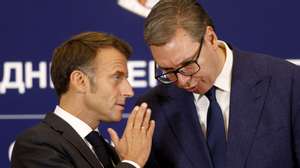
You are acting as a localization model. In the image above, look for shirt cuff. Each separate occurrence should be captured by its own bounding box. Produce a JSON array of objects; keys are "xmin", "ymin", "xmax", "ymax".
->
[{"xmin": 122, "ymin": 160, "xmax": 141, "ymax": 168}]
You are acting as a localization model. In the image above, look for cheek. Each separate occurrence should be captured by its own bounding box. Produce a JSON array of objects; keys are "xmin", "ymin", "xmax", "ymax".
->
[
  {"xmin": 94, "ymin": 84, "xmax": 115, "ymax": 102},
  {"xmin": 192, "ymin": 68, "xmax": 208, "ymax": 82},
  {"xmin": 101, "ymin": 87, "xmax": 118, "ymax": 102},
  {"xmin": 107, "ymin": 87, "xmax": 122, "ymax": 105},
  {"xmin": 197, "ymin": 60, "xmax": 217, "ymax": 81},
  {"xmin": 192, "ymin": 68, "xmax": 215, "ymax": 87}
]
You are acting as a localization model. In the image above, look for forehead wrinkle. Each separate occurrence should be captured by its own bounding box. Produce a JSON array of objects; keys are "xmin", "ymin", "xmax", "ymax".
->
[
  {"xmin": 153, "ymin": 28, "xmax": 200, "ymax": 69},
  {"xmin": 111, "ymin": 61, "xmax": 128, "ymax": 74},
  {"xmin": 96, "ymin": 58, "xmax": 128, "ymax": 77},
  {"xmin": 161, "ymin": 42, "xmax": 199, "ymax": 69}
]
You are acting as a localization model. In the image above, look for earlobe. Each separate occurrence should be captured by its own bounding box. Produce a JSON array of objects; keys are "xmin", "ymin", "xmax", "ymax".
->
[{"xmin": 69, "ymin": 70, "xmax": 88, "ymax": 93}]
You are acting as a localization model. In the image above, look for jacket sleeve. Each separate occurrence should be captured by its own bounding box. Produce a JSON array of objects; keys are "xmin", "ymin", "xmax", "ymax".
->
[{"xmin": 292, "ymin": 65, "xmax": 300, "ymax": 167}]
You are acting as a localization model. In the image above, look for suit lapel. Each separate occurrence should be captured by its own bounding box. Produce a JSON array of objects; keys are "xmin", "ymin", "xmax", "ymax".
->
[
  {"xmin": 226, "ymin": 49, "xmax": 271, "ymax": 168},
  {"xmin": 43, "ymin": 113, "xmax": 103, "ymax": 168},
  {"xmin": 164, "ymin": 85, "xmax": 213, "ymax": 168}
]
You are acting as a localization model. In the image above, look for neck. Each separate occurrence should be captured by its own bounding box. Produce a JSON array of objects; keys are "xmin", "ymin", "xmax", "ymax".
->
[
  {"xmin": 215, "ymin": 44, "xmax": 227, "ymax": 75},
  {"xmin": 59, "ymin": 94, "xmax": 100, "ymax": 130}
]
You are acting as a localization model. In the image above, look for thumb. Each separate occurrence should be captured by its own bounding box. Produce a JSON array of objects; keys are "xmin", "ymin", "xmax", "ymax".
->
[{"xmin": 107, "ymin": 128, "xmax": 120, "ymax": 146}]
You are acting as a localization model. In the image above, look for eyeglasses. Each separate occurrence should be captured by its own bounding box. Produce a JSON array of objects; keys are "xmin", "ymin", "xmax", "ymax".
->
[{"xmin": 155, "ymin": 37, "xmax": 204, "ymax": 84}]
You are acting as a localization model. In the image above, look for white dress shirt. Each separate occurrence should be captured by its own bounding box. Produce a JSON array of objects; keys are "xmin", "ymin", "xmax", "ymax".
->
[
  {"xmin": 53, "ymin": 105, "xmax": 140, "ymax": 168},
  {"xmin": 193, "ymin": 41, "xmax": 233, "ymax": 138}
]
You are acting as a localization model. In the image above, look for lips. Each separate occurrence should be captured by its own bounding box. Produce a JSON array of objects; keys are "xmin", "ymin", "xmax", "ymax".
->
[
  {"xmin": 116, "ymin": 104, "xmax": 125, "ymax": 111},
  {"xmin": 185, "ymin": 86, "xmax": 197, "ymax": 92}
]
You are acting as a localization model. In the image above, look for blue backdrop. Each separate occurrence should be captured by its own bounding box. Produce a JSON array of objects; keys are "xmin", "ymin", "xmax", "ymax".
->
[{"xmin": 1, "ymin": 0, "xmax": 299, "ymax": 167}]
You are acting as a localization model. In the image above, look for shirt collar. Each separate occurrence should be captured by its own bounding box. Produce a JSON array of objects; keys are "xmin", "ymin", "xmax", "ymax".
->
[
  {"xmin": 214, "ymin": 40, "xmax": 233, "ymax": 92},
  {"xmin": 54, "ymin": 105, "xmax": 96, "ymax": 139}
]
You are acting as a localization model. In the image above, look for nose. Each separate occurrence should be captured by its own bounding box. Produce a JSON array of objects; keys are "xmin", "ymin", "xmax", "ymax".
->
[
  {"xmin": 121, "ymin": 79, "xmax": 134, "ymax": 98},
  {"xmin": 176, "ymin": 73, "xmax": 192, "ymax": 87}
]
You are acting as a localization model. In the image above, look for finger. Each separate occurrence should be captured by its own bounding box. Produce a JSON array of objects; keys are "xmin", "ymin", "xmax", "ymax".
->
[
  {"xmin": 107, "ymin": 128, "xmax": 120, "ymax": 147},
  {"xmin": 124, "ymin": 106, "xmax": 139, "ymax": 132},
  {"xmin": 133, "ymin": 102, "xmax": 147, "ymax": 129},
  {"xmin": 141, "ymin": 125, "xmax": 147, "ymax": 134},
  {"xmin": 142, "ymin": 108, "xmax": 151, "ymax": 129},
  {"xmin": 146, "ymin": 120, "xmax": 155, "ymax": 138}
]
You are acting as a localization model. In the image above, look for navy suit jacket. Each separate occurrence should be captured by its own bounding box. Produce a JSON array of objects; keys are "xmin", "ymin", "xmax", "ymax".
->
[
  {"xmin": 11, "ymin": 112, "xmax": 135, "ymax": 168},
  {"xmin": 137, "ymin": 48, "xmax": 300, "ymax": 168}
]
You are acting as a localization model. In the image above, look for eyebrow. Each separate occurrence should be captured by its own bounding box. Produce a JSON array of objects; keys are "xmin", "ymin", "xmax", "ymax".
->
[
  {"xmin": 158, "ymin": 46, "xmax": 200, "ymax": 70},
  {"xmin": 113, "ymin": 70, "xmax": 128, "ymax": 78}
]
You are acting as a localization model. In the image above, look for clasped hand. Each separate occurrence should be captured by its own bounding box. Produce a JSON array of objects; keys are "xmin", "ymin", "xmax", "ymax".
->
[{"xmin": 108, "ymin": 102, "xmax": 155, "ymax": 167}]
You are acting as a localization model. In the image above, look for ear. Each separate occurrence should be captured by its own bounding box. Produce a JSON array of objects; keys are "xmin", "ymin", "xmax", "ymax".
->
[
  {"xmin": 69, "ymin": 70, "xmax": 89, "ymax": 93},
  {"xmin": 204, "ymin": 26, "xmax": 219, "ymax": 50}
]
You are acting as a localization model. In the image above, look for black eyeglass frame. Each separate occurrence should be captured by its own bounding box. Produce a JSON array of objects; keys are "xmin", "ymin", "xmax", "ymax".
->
[{"xmin": 154, "ymin": 37, "xmax": 204, "ymax": 84}]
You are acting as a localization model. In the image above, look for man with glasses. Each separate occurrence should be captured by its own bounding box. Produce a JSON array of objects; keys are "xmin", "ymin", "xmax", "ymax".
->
[
  {"xmin": 136, "ymin": 0, "xmax": 300, "ymax": 168},
  {"xmin": 155, "ymin": 37, "xmax": 204, "ymax": 85}
]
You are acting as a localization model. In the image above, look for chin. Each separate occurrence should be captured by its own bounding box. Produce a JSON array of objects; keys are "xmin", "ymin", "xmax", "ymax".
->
[
  {"xmin": 112, "ymin": 116, "xmax": 122, "ymax": 122},
  {"xmin": 105, "ymin": 116, "xmax": 122, "ymax": 122},
  {"xmin": 111, "ymin": 111, "xmax": 123, "ymax": 121}
]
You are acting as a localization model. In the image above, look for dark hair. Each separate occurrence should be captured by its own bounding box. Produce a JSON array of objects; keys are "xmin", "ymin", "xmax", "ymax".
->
[
  {"xmin": 51, "ymin": 32, "xmax": 132, "ymax": 98},
  {"xmin": 144, "ymin": 0, "xmax": 214, "ymax": 45}
]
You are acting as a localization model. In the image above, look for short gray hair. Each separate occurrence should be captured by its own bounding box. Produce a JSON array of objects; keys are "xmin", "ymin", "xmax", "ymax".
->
[{"xmin": 144, "ymin": 0, "xmax": 214, "ymax": 46}]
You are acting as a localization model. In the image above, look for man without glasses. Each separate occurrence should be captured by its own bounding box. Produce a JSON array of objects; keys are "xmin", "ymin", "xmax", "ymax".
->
[{"xmin": 11, "ymin": 32, "xmax": 155, "ymax": 168}]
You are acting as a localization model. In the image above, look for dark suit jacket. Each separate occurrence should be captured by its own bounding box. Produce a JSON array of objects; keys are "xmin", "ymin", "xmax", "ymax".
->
[
  {"xmin": 137, "ymin": 48, "xmax": 300, "ymax": 168},
  {"xmin": 11, "ymin": 112, "xmax": 135, "ymax": 168}
]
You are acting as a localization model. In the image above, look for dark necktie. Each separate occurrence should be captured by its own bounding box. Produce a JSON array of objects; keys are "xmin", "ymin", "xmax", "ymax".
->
[
  {"xmin": 86, "ymin": 131, "xmax": 114, "ymax": 168},
  {"xmin": 205, "ymin": 86, "xmax": 226, "ymax": 168}
]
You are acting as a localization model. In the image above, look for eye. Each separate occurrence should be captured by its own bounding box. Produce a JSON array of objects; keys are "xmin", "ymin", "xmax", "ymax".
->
[
  {"xmin": 112, "ymin": 71, "xmax": 126, "ymax": 82},
  {"xmin": 113, "ymin": 73, "xmax": 122, "ymax": 80}
]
